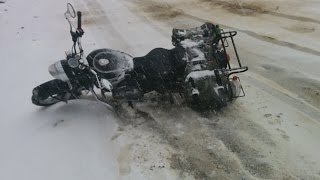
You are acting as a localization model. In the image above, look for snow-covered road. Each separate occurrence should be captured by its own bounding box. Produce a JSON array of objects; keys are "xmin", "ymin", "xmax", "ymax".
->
[
  {"xmin": 0, "ymin": 0, "xmax": 119, "ymax": 179},
  {"xmin": 1, "ymin": 0, "xmax": 320, "ymax": 179}
]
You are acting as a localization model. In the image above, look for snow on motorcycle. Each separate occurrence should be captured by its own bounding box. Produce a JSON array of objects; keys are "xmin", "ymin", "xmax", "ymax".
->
[{"xmin": 31, "ymin": 3, "xmax": 248, "ymax": 109}]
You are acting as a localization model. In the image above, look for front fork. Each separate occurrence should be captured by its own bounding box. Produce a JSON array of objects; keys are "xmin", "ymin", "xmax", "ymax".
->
[{"xmin": 87, "ymin": 69, "xmax": 115, "ymax": 108}]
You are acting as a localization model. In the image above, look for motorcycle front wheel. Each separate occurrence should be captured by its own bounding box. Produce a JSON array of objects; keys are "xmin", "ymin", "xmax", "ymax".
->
[{"xmin": 32, "ymin": 79, "xmax": 75, "ymax": 106}]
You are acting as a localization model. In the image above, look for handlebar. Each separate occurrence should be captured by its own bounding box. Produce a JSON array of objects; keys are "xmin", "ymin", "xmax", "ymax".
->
[
  {"xmin": 67, "ymin": 7, "xmax": 84, "ymax": 57},
  {"xmin": 77, "ymin": 11, "xmax": 82, "ymax": 30}
]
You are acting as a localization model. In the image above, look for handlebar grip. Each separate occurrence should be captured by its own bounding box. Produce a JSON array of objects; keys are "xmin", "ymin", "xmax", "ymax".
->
[{"xmin": 77, "ymin": 11, "xmax": 82, "ymax": 30}]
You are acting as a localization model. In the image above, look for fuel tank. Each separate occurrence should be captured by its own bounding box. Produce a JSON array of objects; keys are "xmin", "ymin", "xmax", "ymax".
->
[{"xmin": 86, "ymin": 48, "xmax": 133, "ymax": 83}]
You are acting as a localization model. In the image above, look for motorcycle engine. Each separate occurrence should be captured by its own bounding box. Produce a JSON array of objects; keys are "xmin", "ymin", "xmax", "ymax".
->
[{"xmin": 172, "ymin": 22, "xmax": 231, "ymax": 108}]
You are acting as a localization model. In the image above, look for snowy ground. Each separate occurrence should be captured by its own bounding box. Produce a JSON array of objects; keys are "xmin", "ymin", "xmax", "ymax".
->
[{"xmin": 0, "ymin": 0, "xmax": 320, "ymax": 179}]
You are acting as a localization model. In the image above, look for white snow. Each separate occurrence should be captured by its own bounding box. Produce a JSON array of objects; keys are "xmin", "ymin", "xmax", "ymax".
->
[
  {"xmin": 1, "ymin": 0, "xmax": 320, "ymax": 179},
  {"xmin": 185, "ymin": 70, "xmax": 215, "ymax": 81},
  {"xmin": 0, "ymin": 0, "xmax": 178, "ymax": 179},
  {"xmin": 180, "ymin": 39, "xmax": 203, "ymax": 48},
  {"xmin": 180, "ymin": 39, "xmax": 206, "ymax": 66},
  {"xmin": 177, "ymin": 30, "xmax": 187, "ymax": 36},
  {"xmin": 0, "ymin": 0, "xmax": 120, "ymax": 179}
]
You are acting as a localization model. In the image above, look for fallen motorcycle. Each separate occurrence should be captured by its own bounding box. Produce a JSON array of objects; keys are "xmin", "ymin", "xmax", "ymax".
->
[{"xmin": 31, "ymin": 3, "xmax": 248, "ymax": 109}]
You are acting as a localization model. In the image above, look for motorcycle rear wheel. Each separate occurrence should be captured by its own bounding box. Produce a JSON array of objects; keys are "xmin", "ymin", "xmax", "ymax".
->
[{"xmin": 32, "ymin": 79, "xmax": 74, "ymax": 106}]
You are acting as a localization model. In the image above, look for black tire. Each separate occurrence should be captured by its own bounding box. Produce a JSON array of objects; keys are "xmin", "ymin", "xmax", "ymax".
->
[{"xmin": 31, "ymin": 79, "xmax": 74, "ymax": 106}]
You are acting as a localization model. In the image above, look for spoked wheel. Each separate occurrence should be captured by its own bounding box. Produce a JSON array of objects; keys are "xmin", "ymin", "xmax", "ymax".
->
[{"xmin": 32, "ymin": 79, "xmax": 75, "ymax": 106}]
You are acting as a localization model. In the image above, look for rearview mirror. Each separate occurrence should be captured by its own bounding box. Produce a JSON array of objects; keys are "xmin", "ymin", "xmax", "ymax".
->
[{"xmin": 65, "ymin": 3, "xmax": 76, "ymax": 18}]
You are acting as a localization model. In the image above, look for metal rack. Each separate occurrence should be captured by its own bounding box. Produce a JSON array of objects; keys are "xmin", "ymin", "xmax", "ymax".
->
[{"xmin": 219, "ymin": 30, "xmax": 248, "ymax": 77}]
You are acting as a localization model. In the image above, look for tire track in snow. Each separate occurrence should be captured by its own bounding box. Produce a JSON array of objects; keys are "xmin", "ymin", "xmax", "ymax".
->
[
  {"xmin": 127, "ymin": 0, "xmax": 320, "ymax": 57},
  {"xmin": 266, "ymin": 11, "xmax": 320, "ymax": 25},
  {"xmin": 124, "ymin": 102, "xmax": 297, "ymax": 179},
  {"xmin": 180, "ymin": 13, "xmax": 320, "ymax": 57},
  {"xmin": 195, "ymin": 0, "xmax": 320, "ymax": 25}
]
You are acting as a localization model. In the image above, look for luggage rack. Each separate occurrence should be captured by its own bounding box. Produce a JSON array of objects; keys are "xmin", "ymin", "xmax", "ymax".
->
[
  {"xmin": 218, "ymin": 30, "xmax": 248, "ymax": 98},
  {"xmin": 219, "ymin": 30, "xmax": 248, "ymax": 77}
]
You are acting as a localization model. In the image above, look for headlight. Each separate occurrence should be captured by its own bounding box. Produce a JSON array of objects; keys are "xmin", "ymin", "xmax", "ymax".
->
[{"xmin": 48, "ymin": 61, "xmax": 69, "ymax": 82}]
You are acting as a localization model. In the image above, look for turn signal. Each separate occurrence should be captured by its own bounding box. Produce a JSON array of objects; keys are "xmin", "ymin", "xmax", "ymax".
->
[
  {"xmin": 226, "ymin": 53, "xmax": 231, "ymax": 62},
  {"xmin": 232, "ymin": 76, "xmax": 238, "ymax": 81}
]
